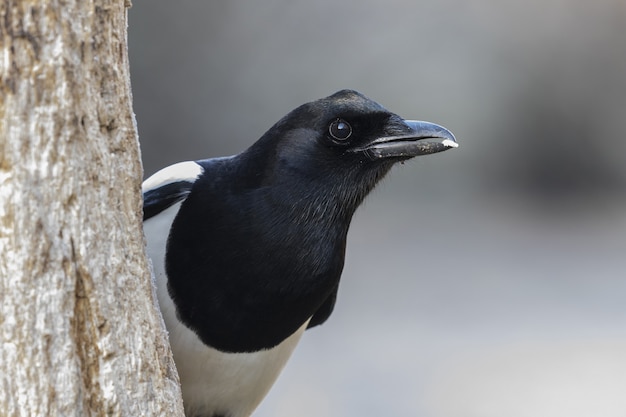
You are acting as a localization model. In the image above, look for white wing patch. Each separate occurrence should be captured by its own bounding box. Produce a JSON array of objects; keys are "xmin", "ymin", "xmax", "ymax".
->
[{"xmin": 142, "ymin": 160, "xmax": 204, "ymax": 193}]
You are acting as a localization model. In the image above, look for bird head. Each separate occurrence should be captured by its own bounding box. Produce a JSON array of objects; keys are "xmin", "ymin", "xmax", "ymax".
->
[{"xmin": 243, "ymin": 89, "xmax": 457, "ymax": 219}]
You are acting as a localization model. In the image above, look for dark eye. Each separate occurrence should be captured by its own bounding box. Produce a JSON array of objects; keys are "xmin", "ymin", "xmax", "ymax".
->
[{"xmin": 329, "ymin": 118, "xmax": 352, "ymax": 141}]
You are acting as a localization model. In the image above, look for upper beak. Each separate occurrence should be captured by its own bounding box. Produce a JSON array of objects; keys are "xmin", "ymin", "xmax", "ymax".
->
[{"xmin": 356, "ymin": 120, "xmax": 458, "ymax": 161}]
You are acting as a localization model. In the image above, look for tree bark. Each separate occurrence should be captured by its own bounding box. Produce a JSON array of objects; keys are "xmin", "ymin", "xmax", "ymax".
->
[{"xmin": 0, "ymin": 1, "xmax": 184, "ymax": 416}]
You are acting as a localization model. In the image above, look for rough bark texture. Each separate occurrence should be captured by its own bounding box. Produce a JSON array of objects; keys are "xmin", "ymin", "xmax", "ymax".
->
[{"xmin": 0, "ymin": 1, "xmax": 184, "ymax": 416}]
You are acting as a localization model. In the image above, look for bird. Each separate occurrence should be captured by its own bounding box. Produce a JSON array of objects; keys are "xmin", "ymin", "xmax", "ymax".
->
[{"xmin": 142, "ymin": 89, "xmax": 457, "ymax": 417}]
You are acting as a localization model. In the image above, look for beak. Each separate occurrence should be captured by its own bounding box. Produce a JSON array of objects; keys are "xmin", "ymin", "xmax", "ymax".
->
[{"xmin": 356, "ymin": 120, "xmax": 458, "ymax": 161}]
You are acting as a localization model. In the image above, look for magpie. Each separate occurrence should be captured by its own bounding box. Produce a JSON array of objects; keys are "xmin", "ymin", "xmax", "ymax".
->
[{"xmin": 142, "ymin": 90, "xmax": 457, "ymax": 417}]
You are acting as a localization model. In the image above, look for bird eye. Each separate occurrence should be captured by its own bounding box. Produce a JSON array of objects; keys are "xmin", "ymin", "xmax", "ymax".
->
[{"xmin": 329, "ymin": 119, "xmax": 352, "ymax": 141}]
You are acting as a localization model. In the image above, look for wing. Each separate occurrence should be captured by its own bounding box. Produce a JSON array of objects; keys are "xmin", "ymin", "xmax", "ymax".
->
[
  {"xmin": 307, "ymin": 283, "xmax": 339, "ymax": 329},
  {"xmin": 142, "ymin": 161, "xmax": 204, "ymax": 221}
]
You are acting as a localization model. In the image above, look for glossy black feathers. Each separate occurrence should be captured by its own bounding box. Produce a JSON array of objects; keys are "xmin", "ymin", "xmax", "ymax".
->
[{"xmin": 148, "ymin": 90, "xmax": 457, "ymax": 353}]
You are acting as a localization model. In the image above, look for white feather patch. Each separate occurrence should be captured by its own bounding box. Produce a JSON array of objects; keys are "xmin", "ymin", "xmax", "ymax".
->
[{"xmin": 142, "ymin": 161, "xmax": 203, "ymax": 193}]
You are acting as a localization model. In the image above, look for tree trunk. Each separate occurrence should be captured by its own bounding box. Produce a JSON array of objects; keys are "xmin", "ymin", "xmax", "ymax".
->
[{"xmin": 0, "ymin": 1, "xmax": 184, "ymax": 416}]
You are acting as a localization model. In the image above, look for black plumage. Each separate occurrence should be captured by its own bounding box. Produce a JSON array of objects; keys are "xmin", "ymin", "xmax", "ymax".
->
[{"xmin": 143, "ymin": 89, "xmax": 457, "ymax": 417}]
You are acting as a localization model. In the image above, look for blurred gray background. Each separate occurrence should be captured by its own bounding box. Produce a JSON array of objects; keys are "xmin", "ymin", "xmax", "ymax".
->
[{"xmin": 129, "ymin": 1, "xmax": 626, "ymax": 416}]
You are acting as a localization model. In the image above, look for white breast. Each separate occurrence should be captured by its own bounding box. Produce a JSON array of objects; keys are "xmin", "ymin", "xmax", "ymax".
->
[{"xmin": 144, "ymin": 202, "xmax": 307, "ymax": 417}]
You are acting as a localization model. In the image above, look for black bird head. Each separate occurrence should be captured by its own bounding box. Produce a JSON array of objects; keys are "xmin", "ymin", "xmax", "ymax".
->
[
  {"xmin": 242, "ymin": 89, "xmax": 457, "ymax": 220},
  {"xmin": 165, "ymin": 90, "xmax": 457, "ymax": 353}
]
